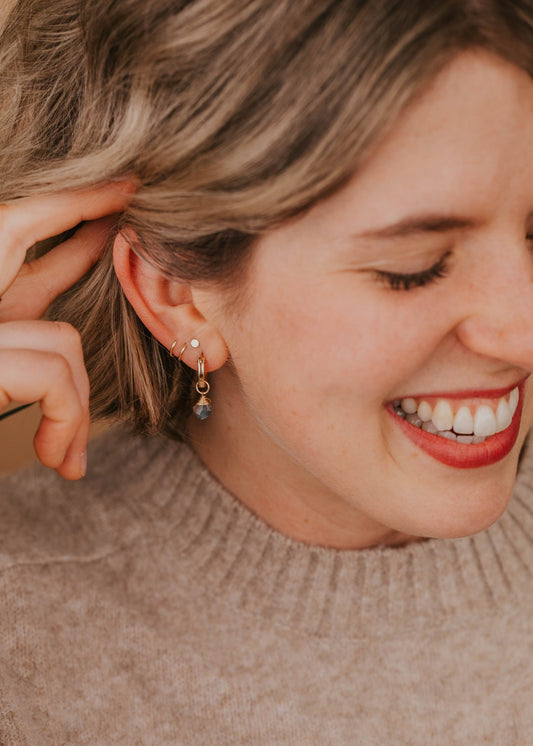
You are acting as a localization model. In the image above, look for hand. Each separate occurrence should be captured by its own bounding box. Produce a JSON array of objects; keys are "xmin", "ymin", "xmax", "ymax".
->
[{"xmin": 0, "ymin": 181, "xmax": 136, "ymax": 480}]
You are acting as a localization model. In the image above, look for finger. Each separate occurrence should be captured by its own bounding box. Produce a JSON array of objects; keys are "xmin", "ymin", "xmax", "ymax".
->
[
  {"xmin": 0, "ymin": 217, "xmax": 115, "ymax": 321},
  {"xmin": 0, "ymin": 321, "xmax": 89, "ymax": 406},
  {"xmin": 55, "ymin": 413, "xmax": 91, "ymax": 481},
  {"xmin": 0, "ymin": 178, "xmax": 137, "ymax": 295},
  {"xmin": 0, "ymin": 321, "xmax": 90, "ymax": 479},
  {"xmin": 0, "ymin": 348, "xmax": 87, "ymax": 476}
]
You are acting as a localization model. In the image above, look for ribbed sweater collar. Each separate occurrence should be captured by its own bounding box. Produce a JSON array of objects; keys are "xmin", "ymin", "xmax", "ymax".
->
[{"xmin": 124, "ymin": 431, "xmax": 533, "ymax": 640}]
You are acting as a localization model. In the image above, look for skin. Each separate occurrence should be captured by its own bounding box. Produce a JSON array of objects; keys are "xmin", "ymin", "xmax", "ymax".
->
[
  {"xmin": 0, "ymin": 181, "xmax": 136, "ymax": 479},
  {"xmin": 119, "ymin": 50, "xmax": 533, "ymax": 548},
  {"xmin": 125, "ymin": 51, "xmax": 533, "ymax": 549},
  {"xmin": 14, "ymin": 52, "xmax": 533, "ymax": 550}
]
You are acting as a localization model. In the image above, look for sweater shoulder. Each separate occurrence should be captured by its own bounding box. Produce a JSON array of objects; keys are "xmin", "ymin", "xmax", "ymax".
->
[{"xmin": 0, "ymin": 427, "xmax": 186, "ymax": 568}]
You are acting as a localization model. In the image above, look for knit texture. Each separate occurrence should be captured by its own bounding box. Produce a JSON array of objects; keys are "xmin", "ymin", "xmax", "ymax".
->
[{"xmin": 0, "ymin": 427, "xmax": 532, "ymax": 745}]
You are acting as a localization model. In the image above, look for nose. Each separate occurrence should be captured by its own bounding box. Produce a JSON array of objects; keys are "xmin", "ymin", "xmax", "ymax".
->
[{"xmin": 454, "ymin": 250, "xmax": 533, "ymax": 371}]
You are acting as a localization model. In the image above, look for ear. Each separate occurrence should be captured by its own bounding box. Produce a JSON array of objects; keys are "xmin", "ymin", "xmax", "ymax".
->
[{"xmin": 112, "ymin": 231, "xmax": 229, "ymax": 371}]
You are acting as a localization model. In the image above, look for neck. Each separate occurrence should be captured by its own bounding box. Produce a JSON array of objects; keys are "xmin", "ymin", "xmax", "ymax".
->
[{"xmin": 187, "ymin": 369, "xmax": 422, "ymax": 550}]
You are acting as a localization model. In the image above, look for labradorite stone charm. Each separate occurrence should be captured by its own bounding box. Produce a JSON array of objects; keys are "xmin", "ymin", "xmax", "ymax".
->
[{"xmin": 193, "ymin": 394, "xmax": 212, "ymax": 420}]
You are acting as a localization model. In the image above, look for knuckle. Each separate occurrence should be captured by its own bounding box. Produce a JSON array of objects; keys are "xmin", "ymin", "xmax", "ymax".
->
[
  {"xmin": 49, "ymin": 354, "xmax": 87, "ymax": 412},
  {"xmin": 48, "ymin": 322, "xmax": 89, "ymax": 405},
  {"xmin": 49, "ymin": 351, "xmax": 73, "ymax": 384},
  {"xmin": 70, "ymin": 397, "xmax": 85, "ymax": 423},
  {"xmin": 52, "ymin": 321, "xmax": 82, "ymax": 350}
]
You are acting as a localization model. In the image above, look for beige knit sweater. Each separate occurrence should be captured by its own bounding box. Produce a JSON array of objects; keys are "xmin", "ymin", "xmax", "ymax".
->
[{"xmin": 0, "ymin": 427, "xmax": 532, "ymax": 745}]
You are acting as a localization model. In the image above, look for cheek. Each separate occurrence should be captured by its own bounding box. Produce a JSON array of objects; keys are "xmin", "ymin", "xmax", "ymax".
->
[{"xmin": 231, "ymin": 276, "xmax": 445, "ymax": 429}]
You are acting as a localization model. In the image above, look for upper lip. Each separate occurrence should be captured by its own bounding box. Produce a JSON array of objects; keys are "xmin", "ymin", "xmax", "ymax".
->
[{"xmin": 390, "ymin": 374, "xmax": 529, "ymax": 403}]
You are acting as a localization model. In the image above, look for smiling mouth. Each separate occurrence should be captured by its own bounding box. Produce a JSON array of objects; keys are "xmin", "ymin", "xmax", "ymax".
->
[
  {"xmin": 387, "ymin": 378, "xmax": 528, "ymax": 468},
  {"xmin": 391, "ymin": 386, "xmax": 519, "ymax": 444}
]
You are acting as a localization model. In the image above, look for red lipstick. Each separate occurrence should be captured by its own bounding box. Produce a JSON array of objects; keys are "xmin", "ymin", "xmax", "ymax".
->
[{"xmin": 387, "ymin": 378, "xmax": 527, "ymax": 469}]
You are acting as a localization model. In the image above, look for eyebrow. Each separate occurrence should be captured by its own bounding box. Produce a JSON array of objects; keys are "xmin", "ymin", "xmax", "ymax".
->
[{"xmin": 355, "ymin": 214, "xmax": 481, "ymax": 240}]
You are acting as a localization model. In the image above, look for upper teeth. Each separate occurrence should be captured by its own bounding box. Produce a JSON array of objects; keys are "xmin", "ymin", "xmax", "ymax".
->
[{"xmin": 395, "ymin": 387, "xmax": 519, "ymax": 438}]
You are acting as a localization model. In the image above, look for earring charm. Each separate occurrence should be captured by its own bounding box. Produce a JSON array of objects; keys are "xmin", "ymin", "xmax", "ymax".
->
[
  {"xmin": 193, "ymin": 356, "xmax": 212, "ymax": 420},
  {"xmin": 170, "ymin": 339, "xmax": 212, "ymax": 419}
]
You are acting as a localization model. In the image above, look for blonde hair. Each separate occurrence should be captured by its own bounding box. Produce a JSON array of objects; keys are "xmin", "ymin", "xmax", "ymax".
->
[{"xmin": 0, "ymin": 0, "xmax": 532, "ymax": 437}]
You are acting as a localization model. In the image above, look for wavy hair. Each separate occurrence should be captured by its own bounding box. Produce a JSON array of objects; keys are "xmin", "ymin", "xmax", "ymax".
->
[{"xmin": 0, "ymin": 0, "xmax": 532, "ymax": 437}]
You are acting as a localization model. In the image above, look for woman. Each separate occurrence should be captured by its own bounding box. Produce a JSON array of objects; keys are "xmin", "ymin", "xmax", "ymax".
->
[{"xmin": 1, "ymin": 0, "xmax": 533, "ymax": 743}]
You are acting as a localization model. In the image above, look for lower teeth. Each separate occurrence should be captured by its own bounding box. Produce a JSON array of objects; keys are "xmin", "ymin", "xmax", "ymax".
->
[{"xmin": 393, "ymin": 406, "xmax": 487, "ymax": 443}]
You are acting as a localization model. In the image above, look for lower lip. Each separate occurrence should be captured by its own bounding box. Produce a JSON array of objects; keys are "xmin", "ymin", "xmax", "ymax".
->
[{"xmin": 387, "ymin": 382, "xmax": 525, "ymax": 469}]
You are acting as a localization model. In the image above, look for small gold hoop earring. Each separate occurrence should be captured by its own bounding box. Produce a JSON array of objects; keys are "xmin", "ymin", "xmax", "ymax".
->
[
  {"xmin": 169, "ymin": 340, "xmax": 188, "ymax": 362},
  {"xmin": 193, "ymin": 356, "xmax": 212, "ymax": 420},
  {"xmin": 177, "ymin": 342, "xmax": 188, "ymax": 362}
]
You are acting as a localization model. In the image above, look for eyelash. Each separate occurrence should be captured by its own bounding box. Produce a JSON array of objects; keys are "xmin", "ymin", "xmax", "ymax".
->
[{"xmin": 374, "ymin": 250, "xmax": 452, "ymax": 292}]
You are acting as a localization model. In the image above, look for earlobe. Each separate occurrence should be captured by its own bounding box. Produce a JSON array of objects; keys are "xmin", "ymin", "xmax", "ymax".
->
[{"xmin": 112, "ymin": 231, "xmax": 229, "ymax": 372}]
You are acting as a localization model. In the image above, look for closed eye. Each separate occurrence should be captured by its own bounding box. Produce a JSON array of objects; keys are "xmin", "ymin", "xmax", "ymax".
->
[{"xmin": 373, "ymin": 251, "xmax": 452, "ymax": 291}]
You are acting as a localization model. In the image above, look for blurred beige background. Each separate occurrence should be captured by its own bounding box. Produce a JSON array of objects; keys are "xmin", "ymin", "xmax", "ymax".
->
[{"xmin": 0, "ymin": 406, "xmax": 107, "ymax": 475}]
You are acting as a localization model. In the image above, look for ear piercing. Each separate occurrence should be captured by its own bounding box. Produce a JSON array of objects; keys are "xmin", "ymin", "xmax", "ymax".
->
[
  {"xmin": 170, "ymin": 338, "xmax": 200, "ymax": 360},
  {"xmin": 169, "ymin": 338, "xmax": 212, "ymax": 419},
  {"xmin": 193, "ymin": 356, "xmax": 212, "ymax": 420},
  {"xmin": 170, "ymin": 340, "xmax": 187, "ymax": 361}
]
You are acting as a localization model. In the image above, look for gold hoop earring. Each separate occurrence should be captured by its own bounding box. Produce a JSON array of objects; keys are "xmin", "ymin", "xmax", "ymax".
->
[
  {"xmin": 177, "ymin": 342, "xmax": 188, "ymax": 362},
  {"xmin": 169, "ymin": 340, "xmax": 188, "ymax": 362},
  {"xmin": 193, "ymin": 356, "xmax": 212, "ymax": 420}
]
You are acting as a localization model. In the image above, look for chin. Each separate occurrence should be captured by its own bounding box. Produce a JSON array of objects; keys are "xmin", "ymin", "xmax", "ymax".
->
[{"xmin": 407, "ymin": 478, "xmax": 515, "ymax": 541}]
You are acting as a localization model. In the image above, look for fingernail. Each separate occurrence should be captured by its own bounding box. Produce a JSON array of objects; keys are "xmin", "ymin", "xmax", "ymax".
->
[{"xmin": 80, "ymin": 451, "xmax": 87, "ymax": 477}]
